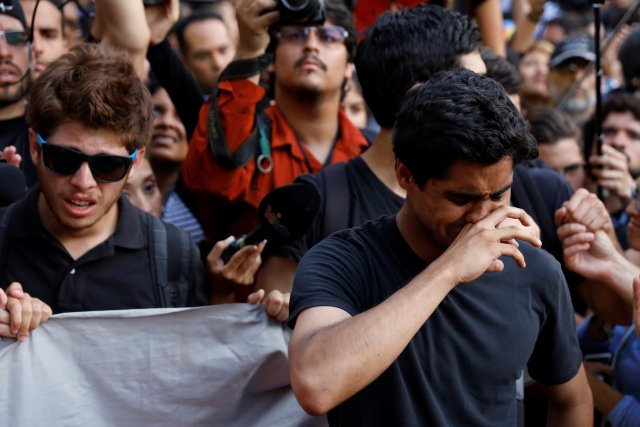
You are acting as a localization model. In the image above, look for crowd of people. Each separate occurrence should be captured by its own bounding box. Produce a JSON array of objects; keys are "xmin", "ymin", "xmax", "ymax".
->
[{"xmin": 1, "ymin": 0, "xmax": 640, "ymax": 425}]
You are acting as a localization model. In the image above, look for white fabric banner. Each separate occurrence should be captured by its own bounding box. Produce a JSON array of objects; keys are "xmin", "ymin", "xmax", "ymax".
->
[{"xmin": 0, "ymin": 304, "xmax": 327, "ymax": 427}]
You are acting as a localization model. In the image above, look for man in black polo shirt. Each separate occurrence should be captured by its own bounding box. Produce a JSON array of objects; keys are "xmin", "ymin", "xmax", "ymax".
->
[{"xmin": 0, "ymin": 43, "xmax": 209, "ymax": 341}]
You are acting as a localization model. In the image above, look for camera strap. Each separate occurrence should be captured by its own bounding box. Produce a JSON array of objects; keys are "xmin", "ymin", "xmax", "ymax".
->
[{"xmin": 219, "ymin": 55, "xmax": 269, "ymax": 82}]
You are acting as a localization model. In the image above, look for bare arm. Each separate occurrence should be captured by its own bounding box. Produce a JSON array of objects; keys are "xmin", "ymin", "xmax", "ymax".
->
[
  {"xmin": 543, "ymin": 365, "xmax": 593, "ymax": 426},
  {"xmin": 473, "ymin": 0, "xmax": 506, "ymax": 57},
  {"xmin": 92, "ymin": 0, "xmax": 150, "ymax": 78},
  {"xmin": 509, "ymin": 0, "xmax": 546, "ymax": 53},
  {"xmin": 289, "ymin": 206, "xmax": 541, "ymax": 415},
  {"xmin": 255, "ymin": 255, "xmax": 297, "ymax": 294}
]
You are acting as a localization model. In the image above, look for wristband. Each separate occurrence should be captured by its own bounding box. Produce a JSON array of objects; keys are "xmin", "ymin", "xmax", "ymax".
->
[{"xmin": 219, "ymin": 55, "xmax": 269, "ymax": 82}]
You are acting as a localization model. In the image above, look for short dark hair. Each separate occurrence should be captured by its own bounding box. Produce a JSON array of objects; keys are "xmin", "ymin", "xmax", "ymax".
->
[
  {"xmin": 393, "ymin": 69, "xmax": 537, "ymax": 187},
  {"xmin": 355, "ymin": 5, "xmax": 481, "ymax": 128},
  {"xmin": 27, "ymin": 43, "xmax": 153, "ymax": 152},
  {"xmin": 481, "ymin": 46, "xmax": 521, "ymax": 95},
  {"xmin": 525, "ymin": 106, "xmax": 582, "ymax": 145},
  {"xmin": 175, "ymin": 11, "xmax": 226, "ymax": 55},
  {"xmin": 602, "ymin": 91, "xmax": 640, "ymax": 121}
]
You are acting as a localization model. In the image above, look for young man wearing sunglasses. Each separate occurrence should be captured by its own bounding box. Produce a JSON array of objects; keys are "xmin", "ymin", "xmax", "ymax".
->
[
  {"xmin": 181, "ymin": 0, "xmax": 369, "ymax": 301},
  {"xmin": 0, "ymin": 2, "xmax": 37, "ymax": 187},
  {"xmin": 0, "ymin": 43, "xmax": 210, "ymax": 340}
]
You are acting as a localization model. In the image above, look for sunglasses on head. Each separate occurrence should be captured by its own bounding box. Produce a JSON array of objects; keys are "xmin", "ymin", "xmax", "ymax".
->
[
  {"xmin": 37, "ymin": 134, "xmax": 138, "ymax": 183},
  {"xmin": 0, "ymin": 30, "xmax": 28, "ymax": 47}
]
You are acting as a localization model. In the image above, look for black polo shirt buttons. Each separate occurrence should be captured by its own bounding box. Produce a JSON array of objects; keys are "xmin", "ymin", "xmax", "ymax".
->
[{"xmin": 70, "ymin": 268, "xmax": 76, "ymax": 275}]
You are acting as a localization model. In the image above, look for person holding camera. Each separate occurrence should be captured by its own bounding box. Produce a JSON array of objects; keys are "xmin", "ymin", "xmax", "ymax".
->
[{"xmin": 181, "ymin": 0, "xmax": 369, "ymax": 258}]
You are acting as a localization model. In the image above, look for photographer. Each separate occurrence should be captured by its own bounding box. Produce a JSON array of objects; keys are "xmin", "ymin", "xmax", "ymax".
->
[{"xmin": 182, "ymin": 0, "xmax": 369, "ymax": 269}]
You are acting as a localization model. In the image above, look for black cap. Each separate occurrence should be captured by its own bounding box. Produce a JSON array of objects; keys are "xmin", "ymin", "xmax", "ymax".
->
[
  {"xmin": 0, "ymin": 2, "xmax": 28, "ymax": 31},
  {"xmin": 549, "ymin": 35, "xmax": 596, "ymax": 69}
]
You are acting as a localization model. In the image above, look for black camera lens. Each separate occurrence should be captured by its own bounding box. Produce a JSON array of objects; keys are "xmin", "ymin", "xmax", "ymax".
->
[{"xmin": 277, "ymin": 0, "xmax": 325, "ymax": 26}]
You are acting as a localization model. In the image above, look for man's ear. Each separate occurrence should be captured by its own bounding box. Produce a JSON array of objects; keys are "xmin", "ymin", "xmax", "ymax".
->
[
  {"xmin": 396, "ymin": 159, "xmax": 414, "ymax": 190},
  {"xmin": 28, "ymin": 129, "xmax": 40, "ymax": 165}
]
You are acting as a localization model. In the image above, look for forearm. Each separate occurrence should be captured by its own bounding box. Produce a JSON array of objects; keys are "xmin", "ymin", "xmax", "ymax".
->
[
  {"xmin": 290, "ymin": 264, "xmax": 457, "ymax": 415},
  {"xmin": 93, "ymin": 0, "xmax": 150, "ymax": 78},
  {"xmin": 604, "ymin": 256, "xmax": 638, "ymax": 306},
  {"xmin": 474, "ymin": 0, "xmax": 506, "ymax": 56},
  {"xmin": 586, "ymin": 370, "xmax": 623, "ymax": 416},
  {"xmin": 255, "ymin": 256, "xmax": 296, "ymax": 294},
  {"xmin": 147, "ymin": 40, "xmax": 204, "ymax": 140}
]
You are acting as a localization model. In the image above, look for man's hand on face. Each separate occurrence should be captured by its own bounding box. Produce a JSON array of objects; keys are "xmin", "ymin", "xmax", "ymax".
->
[
  {"xmin": 0, "ymin": 283, "xmax": 52, "ymax": 342},
  {"xmin": 437, "ymin": 205, "xmax": 542, "ymax": 285}
]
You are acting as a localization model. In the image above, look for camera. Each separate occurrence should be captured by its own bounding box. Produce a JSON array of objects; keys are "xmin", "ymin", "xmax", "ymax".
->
[{"xmin": 277, "ymin": 0, "xmax": 325, "ymax": 26}]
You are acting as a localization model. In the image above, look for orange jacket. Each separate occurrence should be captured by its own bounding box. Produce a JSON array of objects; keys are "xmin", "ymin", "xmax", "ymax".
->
[{"xmin": 183, "ymin": 79, "xmax": 369, "ymax": 243}]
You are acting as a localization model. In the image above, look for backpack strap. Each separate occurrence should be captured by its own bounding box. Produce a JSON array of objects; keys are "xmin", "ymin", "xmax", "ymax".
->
[
  {"xmin": 148, "ymin": 215, "xmax": 168, "ymax": 307},
  {"xmin": 148, "ymin": 214, "xmax": 193, "ymax": 308},
  {"xmin": 319, "ymin": 162, "xmax": 351, "ymax": 237}
]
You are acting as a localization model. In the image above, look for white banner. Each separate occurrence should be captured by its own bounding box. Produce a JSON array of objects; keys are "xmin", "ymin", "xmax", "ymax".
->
[{"xmin": 0, "ymin": 304, "xmax": 327, "ymax": 427}]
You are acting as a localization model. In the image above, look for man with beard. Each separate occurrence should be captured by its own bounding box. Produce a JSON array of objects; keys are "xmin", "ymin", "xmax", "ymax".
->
[
  {"xmin": 182, "ymin": 0, "xmax": 369, "ymax": 267},
  {"xmin": 0, "ymin": 2, "xmax": 36, "ymax": 186},
  {"xmin": 547, "ymin": 34, "xmax": 597, "ymax": 128}
]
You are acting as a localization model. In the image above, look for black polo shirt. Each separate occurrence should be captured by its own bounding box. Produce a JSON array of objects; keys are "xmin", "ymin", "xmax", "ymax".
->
[{"xmin": 0, "ymin": 187, "xmax": 208, "ymax": 313}]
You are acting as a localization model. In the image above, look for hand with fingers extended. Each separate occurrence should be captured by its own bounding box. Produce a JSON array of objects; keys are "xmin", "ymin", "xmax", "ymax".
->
[
  {"xmin": 247, "ymin": 289, "xmax": 290, "ymax": 322},
  {"xmin": 207, "ymin": 236, "xmax": 267, "ymax": 291},
  {"xmin": 0, "ymin": 283, "xmax": 52, "ymax": 342},
  {"xmin": 235, "ymin": 0, "xmax": 280, "ymax": 59},
  {"xmin": 1, "ymin": 146, "xmax": 22, "ymax": 168},
  {"xmin": 434, "ymin": 205, "xmax": 542, "ymax": 285},
  {"xmin": 589, "ymin": 145, "xmax": 636, "ymax": 203}
]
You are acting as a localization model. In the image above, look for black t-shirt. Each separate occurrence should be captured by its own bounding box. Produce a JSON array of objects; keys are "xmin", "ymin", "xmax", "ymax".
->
[
  {"xmin": 290, "ymin": 216, "xmax": 583, "ymax": 427},
  {"xmin": 268, "ymin": 156, "xmax": 404, "ymax": 262},
  {"xmin": 0, "ymin": 187, "xmax": 208, "ymax": 313},
  {"xmin": 0, "ymin": 116, "xmax": 37, "ymax": 187}
]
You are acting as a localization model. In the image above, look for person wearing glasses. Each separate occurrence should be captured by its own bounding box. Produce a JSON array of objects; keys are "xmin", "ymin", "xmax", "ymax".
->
[
  {"xmin": 556, "ymin": 187, "xmax": 640, "ymax": 425},
  {"xmin": 0, "ymin": 2, "xmax": 37, "ymax": 187},
  {"xmin": 526, "ymin": 105, "xmax": 587, "ymax": 191},
  {"xmin": 181, "ymin": 0, "xmax": 369, "ymax": 294},
  {"xmin": 0, "ymin": 42, "xmax": 208, "ymax": 341}
]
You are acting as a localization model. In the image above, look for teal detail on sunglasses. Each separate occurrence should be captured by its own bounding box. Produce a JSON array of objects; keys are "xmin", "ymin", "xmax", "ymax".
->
[{"xmin": 36, "ymin": 133, "xmax": 138, "ymax": 183}]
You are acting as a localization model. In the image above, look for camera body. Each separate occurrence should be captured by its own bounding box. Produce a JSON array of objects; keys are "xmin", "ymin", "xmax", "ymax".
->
[{"xmin": 277, "ymin": 0, "xmax": 325, "ymax": 26}]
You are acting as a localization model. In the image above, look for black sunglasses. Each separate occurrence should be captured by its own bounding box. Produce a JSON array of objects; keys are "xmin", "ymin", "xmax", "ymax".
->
[
  {"xmin": 0, "ymin": 30, "xmax": 28, "ymax": 47},
  {"xmin": 37, "ymin": 134, "xmax": 138, "ymax": 183}
]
